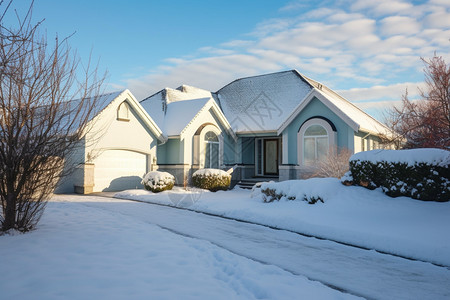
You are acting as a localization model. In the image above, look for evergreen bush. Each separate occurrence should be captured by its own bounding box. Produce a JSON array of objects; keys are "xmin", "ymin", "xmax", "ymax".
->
[
  {"xmin": 141, "ymin": 171, "xmax": 175, "ymax": 193},
  {"xmin": 192, "ymin": 169, "xmax": 231, "ymax": 192},
  {"xmin": 346, "ymin": 149, "xmax": 449, "ymax": 202}
]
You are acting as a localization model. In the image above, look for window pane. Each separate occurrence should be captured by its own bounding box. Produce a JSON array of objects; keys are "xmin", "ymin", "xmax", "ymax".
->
[
  {"xmin": 317, "ymin": 137, "xmax": 328, "ymax": 162},
  {"xmin": 305, "ymin": 125, "xmax": 327, "ymax": 136},
  {"xmin": 211, "ymin": 143, "xmax": 219, "ymax": 169},
  {"xmin": 304, "ymin": 137, "xmax": 315, "ymax": 164},
  {"xmin": 205, "ymin": 143, "xmax": 211, "ymax": 168},
  {"xmin": 257, "ymin": 139, "xmax": 262, "ymax": 174},
  {"xmin": 205, "ymin": 131, "xmax": 218, "ymax": 142}
]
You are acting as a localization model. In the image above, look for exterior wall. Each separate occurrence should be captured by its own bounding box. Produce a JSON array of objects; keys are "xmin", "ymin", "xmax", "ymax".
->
[
  {"xmin": 85, "ymin": 100, "xmax": 158, "ymax": 161},
  {"xmin": 241, "ymin": 137, "xmax": 255, "ymax": 164},
  {"xmin": 283, "ymin": 97, "xmax": 354, "ymax": 165},
  {"xmin": 354, "ymin": 131, "xmax": 382, "ymax": 153},
  {"xmin": 74, "ymin": 96, "xmax": 159, "ymax": 193},
  {"xmin": 157, "ymin": 106, "xmax": 237, "ymax": 184},
  {"xmin": 53, "ymin": 141, "xmax": 86, "ymax": 194},
  {"xmin": 157, "ymin": 139, "xmax": 181, "ymax": 164}
]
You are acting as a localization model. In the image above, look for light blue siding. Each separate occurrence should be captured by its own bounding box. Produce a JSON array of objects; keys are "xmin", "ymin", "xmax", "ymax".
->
[
  {"xmin": 157, "ymin": 139, "xmax": 180, "ymax": 164},
  {"xmin": 283, "ymin": 97, "xmax": 355, "ymax": 164}
]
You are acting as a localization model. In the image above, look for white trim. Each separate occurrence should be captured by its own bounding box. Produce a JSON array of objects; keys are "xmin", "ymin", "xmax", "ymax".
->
[
  {"xmin": 297, "ymin": 118, "xmax": 336, "ymax": 166},
  {"xmin": 122, "ymin": 89, "xmax": 168, "ymax": 143},
  {"xmin": 198, "ymin": 124, "xmax": 223, "ymax": 168},
  {"xmin": 282, "ymin": 131, "xmax": 288, "ymax": 164},
  {"xmin": 277, "ymin": 88, "xmax": 359, "ymax": 135},
  {"xmin": 180, "ymin": 98, "xmax": 237, "ymax": 142}
]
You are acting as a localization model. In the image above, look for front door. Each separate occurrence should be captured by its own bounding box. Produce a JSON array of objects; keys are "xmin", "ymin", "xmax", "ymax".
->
[{"xmin": 264, "ymin": 139, "xmax": 278, "ymax": 175}]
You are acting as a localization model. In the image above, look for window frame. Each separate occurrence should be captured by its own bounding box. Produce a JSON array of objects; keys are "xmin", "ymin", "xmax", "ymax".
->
[{"xmin": 297, "ymin": 118, "xmax": 336, "ymax": 166}]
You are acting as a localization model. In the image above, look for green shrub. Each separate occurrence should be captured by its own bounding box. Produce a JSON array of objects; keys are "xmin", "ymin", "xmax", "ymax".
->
[
  {"xmin": 192, "ymin": 169, "xmax": 231, "ymax": 192},
  {"xmin": 346, "ymin": 149, "xmax": 449, "ymax": 202},
  {"xmin": 260, "ymin": 187, "xmax": 323, "ymax": 204},
  {"xmin": 141, "ymin": 171, "xmax": 175, "ymax": 193}
]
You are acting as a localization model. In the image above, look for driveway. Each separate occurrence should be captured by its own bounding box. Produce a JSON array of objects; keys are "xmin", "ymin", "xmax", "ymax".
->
[{"xmin": 61, "ymin": 195, "xmax": 450, "ymax": 300}]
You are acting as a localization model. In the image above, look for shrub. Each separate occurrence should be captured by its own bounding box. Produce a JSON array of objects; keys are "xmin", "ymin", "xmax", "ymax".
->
[
  {"xmin": 141, "ymin": 171, "xmax": 175, "ymax": 193},
  {"xmin": 259, "ymin": 179, "xmax": 329, "ymax": 204},
  {"xmin": 346, "ymin": 149, "xmax": 450, "ymax": 202},
  {"xmin": 192, "ymin": 169, "xmax": 231, "ymax": 192}
]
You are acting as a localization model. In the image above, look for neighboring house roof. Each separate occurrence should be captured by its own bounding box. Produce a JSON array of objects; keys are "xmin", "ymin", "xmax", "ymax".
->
[
  {"xmin": 215, "ymin": 70, "xmax": 313, "ymax": 133},
  {"xmin": 278, "ymin": 72, "xmax": 392, "ymax": 136},
  {"xmin": 141, "ymin": 85, "xmax": 237, "ymax": 140},
  {"xmin": 85, "ymin": 89, "xmax": 166, "ymax": 143}
]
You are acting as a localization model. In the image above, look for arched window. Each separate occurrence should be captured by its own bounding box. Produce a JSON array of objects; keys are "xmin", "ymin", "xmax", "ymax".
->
[
  {"xmin": 297, "ymin": 118, "xmax": 336, "ymax": 166},
  {"xmin": 204, "ymin": 131, "xmax": 219, "ymax": 168},
  {"xmin": 117, "ymin": 101, "xmax": 130, "ymax": 121},
  {"xmin": 303, "ymin": 125, "xmax": 328, "ymax": 164}
]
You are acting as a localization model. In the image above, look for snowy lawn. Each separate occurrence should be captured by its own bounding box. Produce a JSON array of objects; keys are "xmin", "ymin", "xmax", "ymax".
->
[
  {"xmin": 0, "ymin": 197, "xmax": 358, "ymax": 300},
  {"xmin": 116, "ymin": 178, "xmax": 450, "ymax": 267}
]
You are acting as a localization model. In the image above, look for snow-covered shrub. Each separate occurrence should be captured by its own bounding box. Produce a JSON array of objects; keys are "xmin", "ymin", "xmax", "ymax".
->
[
  {"xmin": 347, "ymin": 149, "xmax": 450, "ymax": 202},
  {"xmin": 259, "ymin": 178, "xmax": 331, "ymax": 204},
  {"xmin": 141, "ymin": 171, "xmax": 175, "ymax": 193},
  {"xmin": 192, "ymin": 169, "xmax": 231, "ymax": 192}
]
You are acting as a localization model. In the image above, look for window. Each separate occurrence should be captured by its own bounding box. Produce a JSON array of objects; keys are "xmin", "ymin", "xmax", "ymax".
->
[
  {"xmin": 117, "ymin": 101, "xmax": 130, "ymax": 121},
  {"xmin": 303, "ymin": 125, "xmax": 328, "ymax": 164},
  {"xmin": 297, "ymin": 118, "xmax": 336, "ymax": 166},
  {"xmin": 204, "ymin": 131, "xmax": 219, "ymax": 168}
]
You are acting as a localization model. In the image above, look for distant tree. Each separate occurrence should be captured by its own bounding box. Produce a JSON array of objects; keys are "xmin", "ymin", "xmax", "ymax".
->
[
  {"xmin": 0, "ymin": 1, "xmax": 105, "ymax": 232},
  {"xmin": 382, "ymin": 54, "xmax": 450, "ymax": 149}
]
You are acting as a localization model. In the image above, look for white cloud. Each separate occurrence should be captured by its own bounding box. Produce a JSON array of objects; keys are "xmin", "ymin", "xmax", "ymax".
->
[
  {"xmin": 118, "ymin": 0, "xmax": 450, "ymax": 107},
  {"xmin": 380, "ymin": 16, "xmax": 421, "ymax": 36},
  {"xmin": 338, "ymin": 82, "xmax": 425, "ymax": 102}
]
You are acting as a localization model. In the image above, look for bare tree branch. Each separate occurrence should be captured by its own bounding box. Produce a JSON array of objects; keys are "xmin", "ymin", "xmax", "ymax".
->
[{"xmin": 0, "ymin": 1, "xmax": 106, "ymax": 232}]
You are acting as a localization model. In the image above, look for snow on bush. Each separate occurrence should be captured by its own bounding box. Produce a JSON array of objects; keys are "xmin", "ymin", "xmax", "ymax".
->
[
  {"xmin": 192, "ymin": 168, "xmax": 231, "ymax": 192},
  {"xmin": 259, "ymin": 178, "xmax": 337, "ymax": 204},
  {"xmin": 141, "ymin": 171, "xmax": 175, "ymax": 193},
  {"xmin": 346, "ymin": 148, "xmax": 450, "ymax": 201},
  {"xmin": 351, "ymin": 148, "xmax": 450, "ymax": 167}
]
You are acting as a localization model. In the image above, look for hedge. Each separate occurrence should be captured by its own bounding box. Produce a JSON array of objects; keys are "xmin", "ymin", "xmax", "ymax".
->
[{"xmin": 344, "ymin": 149, "xmax": 449, "ymax": 202}]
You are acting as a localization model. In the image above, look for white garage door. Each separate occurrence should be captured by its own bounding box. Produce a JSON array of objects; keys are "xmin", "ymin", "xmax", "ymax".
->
[{"xmin": 94, "ymin": 150, "xmax": 148, "ymax": 192}]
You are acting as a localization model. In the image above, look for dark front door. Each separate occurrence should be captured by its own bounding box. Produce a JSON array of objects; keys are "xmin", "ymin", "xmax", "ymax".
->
[{"xmin": 264, "ymin": 139, "xmax": 278, "ymax": 175}]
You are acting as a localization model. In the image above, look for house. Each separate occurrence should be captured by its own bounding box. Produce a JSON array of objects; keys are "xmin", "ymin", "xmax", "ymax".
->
[
  {"xmin": 59, "ymin": 70, "xmax": 390, "ymax": 193},
  {"xmin": 55, "ymin": 89, "xmax": 166, "ymax": 193}
]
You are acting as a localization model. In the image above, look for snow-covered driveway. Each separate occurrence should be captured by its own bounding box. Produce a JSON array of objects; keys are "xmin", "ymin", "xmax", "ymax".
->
[{"xmin": 64, "ymin": 195, "xmax": 449, "ymax": 300}]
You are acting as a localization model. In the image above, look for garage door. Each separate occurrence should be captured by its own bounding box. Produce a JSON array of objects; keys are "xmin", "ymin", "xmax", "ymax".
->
[{"xmin": 93, "ymin": 150, "xmax": 148, "ymax": 192}]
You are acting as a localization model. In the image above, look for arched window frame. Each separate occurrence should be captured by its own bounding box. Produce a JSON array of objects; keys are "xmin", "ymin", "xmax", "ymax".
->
[
  {"xmin": 297, "ymin": 118, "xmax": 336, "ymax": 165},
  {"xmin": 197, "ymin": 124, "xmax": 223, "ymax": 169},
  {"xmin": 117, "ymin": 101, "xmax": 130, "ymax": 121}
]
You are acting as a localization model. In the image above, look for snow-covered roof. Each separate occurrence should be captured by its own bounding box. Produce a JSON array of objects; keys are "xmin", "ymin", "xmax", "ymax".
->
[
  {"xmin": 79, "ymin": 89, "xmax": 166, "ymax": 142},
  {"xmin": 216, "ymin": 70, "xmax": 313, "ymax": 133},
  {"xmin": 300, "ymin": 75, "xmax": 391, "ymax": 136},
  {"xmin": 141, "ymin": 85, "xmax": 236, "ymax": 139}
]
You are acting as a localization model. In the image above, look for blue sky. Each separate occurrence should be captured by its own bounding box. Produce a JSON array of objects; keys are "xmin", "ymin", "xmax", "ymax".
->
[{"xmin": 4, "ymin": 0, "xmax": 450, "ymax": 121}]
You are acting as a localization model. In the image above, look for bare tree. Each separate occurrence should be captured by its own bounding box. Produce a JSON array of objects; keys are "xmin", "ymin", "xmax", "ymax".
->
[
  {"xmin": 0, "ymin": 1, "xmax": 105, "ymax": 232},
  {"xmin": 313, "ymin": 147, "xmax": 352, "ymax": 178},
  {"xmin": 381, "ymin": 54, "xmax": 450, "ymax": 149}
]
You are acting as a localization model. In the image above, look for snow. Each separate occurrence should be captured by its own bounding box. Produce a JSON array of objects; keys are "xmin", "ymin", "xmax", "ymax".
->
[
  {"xmin": 193, "ymin": 168, "xmax": 231, "ymax": 177},
  {"xmin": 116, "ymin": 179, "xmax": 450, "ymax": 267},
  {"xmin": 0, "ymin": 197, "xmax": 358, "ymax": 300},
  {"xmin": 351, "ymin": 148, "xmax": 450, "ymax": 167},
  {"xmin": 140, "ymin": 85, "xmax": 217, "ymax": 136},
  {"xmin": 217, "ymin": 70, "xmax": 312, "ymax": 132},
  {"xmin": 141, "ymin": 171, "xmax": 175, "ymax": 189}
]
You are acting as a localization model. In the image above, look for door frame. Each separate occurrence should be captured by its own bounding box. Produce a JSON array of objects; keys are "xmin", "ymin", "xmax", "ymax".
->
[
  {"xmin": 255, "ymin": 137, "xmax": 281, "ymax": 176},
  {"xmin": 263, "ymin": 139, "xmax": 279, "ymax": 175}
]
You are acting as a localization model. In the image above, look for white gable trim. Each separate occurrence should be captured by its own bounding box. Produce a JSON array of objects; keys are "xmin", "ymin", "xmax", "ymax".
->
[
  {"xmin": 277, "ymin": 88, "xmax": 359, "ymax": 135},
  {"xmin": 119, "ymin": 90, "xmax": 167, "ymax": 143},
  {"xmin": 179, "ymin": 99, "xmax": 237, "ymax": 142}
]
